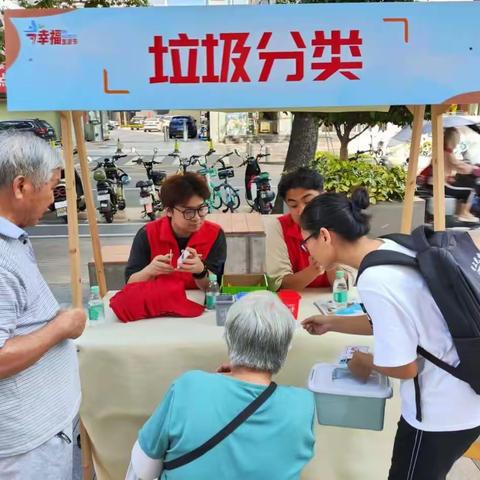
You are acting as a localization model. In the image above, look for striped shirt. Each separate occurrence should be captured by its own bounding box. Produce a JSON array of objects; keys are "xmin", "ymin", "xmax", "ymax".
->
[{"xmin": 0, "ymin": 217, "xmax": 81, "ymax": 457}]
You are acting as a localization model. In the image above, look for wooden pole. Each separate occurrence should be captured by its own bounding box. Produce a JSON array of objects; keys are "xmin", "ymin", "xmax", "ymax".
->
[
  {"xmin": 79, "ymin": 420, "xmax": 94, "ymax": 480},
  {"xmin": 72, "ymin": 113, "xmax": 99, "ymax": 479},
  {"xmin": 72, "ymin": 112, "xmax": 107, "ymax": 297},
  {"xmin": 464, "ymin": 441, "xmax": 480, "ymax": 460},
  {"xmin": 59, "ymin": 111, "xmax": 82, "ymax": 308},
  {"xmin": 401, "ymin": 105, "xmax": 426, "ymax": 233},
  {"xmin": 431, "ymin": 105, "xmax": 448, "ymax": 231}
]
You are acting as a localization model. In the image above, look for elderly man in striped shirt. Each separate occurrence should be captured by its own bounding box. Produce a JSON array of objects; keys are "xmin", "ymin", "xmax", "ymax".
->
[{"xmin": 0, "ymin": 132, "xmax": 86, "ymax": 479}]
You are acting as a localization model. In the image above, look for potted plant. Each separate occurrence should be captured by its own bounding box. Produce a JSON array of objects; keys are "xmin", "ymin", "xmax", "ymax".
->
[{"xmin": 311, "ymin": 152, "xmax": 425, "ymax": 236}]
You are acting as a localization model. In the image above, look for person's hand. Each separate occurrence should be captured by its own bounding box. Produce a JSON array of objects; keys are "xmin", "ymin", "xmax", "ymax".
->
[
  {"xmin": 144, "ymin": 254, "xmax": 174, "ymax": 278},
  {"xmin": 177, "ymin": 247, "xmax": 204, "ymax": 275},
  {"xmin": 348, "ymin": 351, "xmax": 374, "ymax": 381},
  {"xmin": 216, "ymin": 362, "xmax": 232, "ymax": 373},
  {"xmin": 473, "ymin": 167, "xmax": 480, "ymax": 177},
  {"xmin": 54, "ymin": 308, "xmax": 87, "ymax": 340},
  {"xmin": 301, "ymin": 315, "xmax": 333, "ymax": 336}
]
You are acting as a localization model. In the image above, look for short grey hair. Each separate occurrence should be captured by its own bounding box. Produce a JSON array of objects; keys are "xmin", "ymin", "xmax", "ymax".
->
[
  {"xmin": 225, "ymin": 291, "xmax": 296, "ymax": 374},
  {"xmin": 0, "ymin": 131, "xmax": 63, "ymax": 190}
]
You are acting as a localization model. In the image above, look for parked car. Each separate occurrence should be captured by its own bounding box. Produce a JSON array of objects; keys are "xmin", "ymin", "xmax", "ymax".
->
[
  {"xmin": 128, "ymin": 116, "xmax": 146, "ymax": 130},
  {"xmin": 0, "ymin": 118, "xmax": 57, "ymax": 141},
  {"xmin": 169, "ymin": 116, "xmax": 197, "ymax": 139},
  {"xmin": 143, "ymin": 117, "xmax": 164, "ymax": 132}
]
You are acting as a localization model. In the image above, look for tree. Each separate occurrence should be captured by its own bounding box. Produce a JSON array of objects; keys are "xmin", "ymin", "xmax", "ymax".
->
[
  {"xmin": 282, "ymin": 107, "xmax": 413, "ymax": 172},
  {"xmin": 283, "ymin": 112, "xmax": 321, "ymax": 170},
  {"xmin": 320, "ymin": 107, "xmax": 414, "ymax": 161},
  {"xmin": 273, "ymin": 0, "xmax": 414, "ymax": 211}
]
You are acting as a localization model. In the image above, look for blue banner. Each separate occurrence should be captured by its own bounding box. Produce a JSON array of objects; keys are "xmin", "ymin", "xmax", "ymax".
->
[{"xmin": 5, "ymin": 3, "xmax": 480, "ymax": 111}]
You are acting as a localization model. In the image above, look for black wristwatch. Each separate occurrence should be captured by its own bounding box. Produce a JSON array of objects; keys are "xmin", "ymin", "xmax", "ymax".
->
[{"xmin": 193, "ymin": 266, "xmax": 209, "ymax": 279}]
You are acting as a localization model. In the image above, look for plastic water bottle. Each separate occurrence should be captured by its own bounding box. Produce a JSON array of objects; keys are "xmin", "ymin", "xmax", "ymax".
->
[
  {"xmin": 88, "ymin": 285, "xmax": 105, "ymax": 325},
  {"xmin": 332, "ymin": 271, "xmax": 348, "ymax": 310},
  {"xmin": 206, "ymin": 274, "xmax": 220, "ymax": 310}
]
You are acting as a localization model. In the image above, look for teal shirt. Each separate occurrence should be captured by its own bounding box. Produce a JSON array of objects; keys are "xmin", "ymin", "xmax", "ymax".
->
[{"xmin": 139, "ymin": 370, "xmax": 316, "ymax": 480}]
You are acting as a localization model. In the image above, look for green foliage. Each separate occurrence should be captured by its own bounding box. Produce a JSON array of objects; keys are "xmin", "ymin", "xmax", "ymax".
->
[
  {"xmin": 318, "ymin": 106, "xmax": 414, "ymax": 130},
  {"xmin": 312, "ymin": 151, "xmax": 406, "ymax": 204}
]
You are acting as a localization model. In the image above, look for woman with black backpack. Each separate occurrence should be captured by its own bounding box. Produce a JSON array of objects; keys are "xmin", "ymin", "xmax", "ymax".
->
[{"xmin": 300, "ymin": 187, "xmax": 480, "ymax": 480}]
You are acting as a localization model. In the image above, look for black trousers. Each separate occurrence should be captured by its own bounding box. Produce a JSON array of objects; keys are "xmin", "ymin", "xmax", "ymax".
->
[
  {"xmin": 425, "ymin": 182, "xmax": 471, "ymax": 204},
  {"xmin": 389, "ymin": 417, "xmax": 480, "ymax": 480}
]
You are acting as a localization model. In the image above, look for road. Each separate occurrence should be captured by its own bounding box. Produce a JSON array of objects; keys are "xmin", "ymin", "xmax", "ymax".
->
[
  {"xmin": 30, "ymin": 129, "xmax": 286, "ymax": 305},
  {"xmin": 31, "ymin": 128, "xmax": 284, "ymax": 237}
]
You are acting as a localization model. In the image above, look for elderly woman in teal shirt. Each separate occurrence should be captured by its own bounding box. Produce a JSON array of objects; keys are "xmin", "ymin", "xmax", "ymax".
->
[{"xmin": 126, "ymin": 291, "xmax": 315, "ymax": 480}]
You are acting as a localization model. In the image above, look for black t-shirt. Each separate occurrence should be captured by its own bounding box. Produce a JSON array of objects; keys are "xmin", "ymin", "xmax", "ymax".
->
[{"xmin": 125, "ymin": 225, "xmax": 227, "ymax": 283}]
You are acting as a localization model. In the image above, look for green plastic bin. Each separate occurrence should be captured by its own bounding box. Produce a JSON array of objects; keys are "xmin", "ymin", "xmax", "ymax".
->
[{"xmin": 221, "ymin": 274, "xmax": 268, "ymax": 295}]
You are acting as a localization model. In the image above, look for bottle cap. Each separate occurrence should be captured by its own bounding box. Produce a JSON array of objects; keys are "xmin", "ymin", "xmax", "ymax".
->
[
  {"xmin": 335, "ymin": 270, "xmax": 345, "ymax": 279},
  {"xmin": 90, "ymin": 285, "xmax": 100, "ymax": 294}
]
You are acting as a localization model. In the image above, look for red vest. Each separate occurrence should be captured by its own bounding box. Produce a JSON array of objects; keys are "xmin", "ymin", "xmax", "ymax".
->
[
  {"xmin": 146, "ymin": 216, "xmax": 221, "ymax": 290},
  {"xmin": 278, "ymin": 214, "xmax": 330, "ymax": 288}
]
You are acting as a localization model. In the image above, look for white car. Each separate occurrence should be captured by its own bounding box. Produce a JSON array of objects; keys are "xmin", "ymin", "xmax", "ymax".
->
[{"xmin": 143, "ymin": 118, "xmax": 164, "ymax": 132}]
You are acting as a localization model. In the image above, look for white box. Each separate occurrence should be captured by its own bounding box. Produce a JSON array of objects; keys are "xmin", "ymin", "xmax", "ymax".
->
[{"xmin": 308, "ymin": 363, "xmax": 392, "ymax": 431}]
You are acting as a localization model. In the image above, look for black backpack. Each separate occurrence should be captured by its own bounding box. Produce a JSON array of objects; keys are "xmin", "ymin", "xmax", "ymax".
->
[{"xmin": 357, "ymin": 225, "xmax": 480, "ymax": 422}]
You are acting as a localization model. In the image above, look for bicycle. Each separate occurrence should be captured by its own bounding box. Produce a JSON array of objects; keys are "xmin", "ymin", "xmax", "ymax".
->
[
  {"xmin": 214, "ymin": 155, "xmax": 241, "ymax": 213},
  {"xmin": 348, "ymin": 141, "xmax": 386, "ymax": 165},
  {"xmin": 189, "ymin": 147, "xmax": 216, "ymax": 170},
  {"xmin": 196, "ymin": 162, "xmax": 222, "ymax": 212},
  {"xmin": 167, "ymin": 151, "xmax": 193, "ymax": 175},
  {"xmin": 196, "ymin": 152, "xmax": 241, "ymax": 213}
]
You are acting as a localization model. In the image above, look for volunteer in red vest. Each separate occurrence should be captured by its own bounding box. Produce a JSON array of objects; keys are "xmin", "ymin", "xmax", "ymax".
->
[
  {"xmin": 266, "ymin": 167, "xmax": 349, "ymax": 291},
  {"xmin": 125, "ymin": 172, "xmax": 226, "ymax": 290}
]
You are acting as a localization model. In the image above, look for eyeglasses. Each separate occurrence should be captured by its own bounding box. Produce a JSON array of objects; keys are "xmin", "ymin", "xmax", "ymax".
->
[
  {"xmin": 300, "ymin": 233, "xmax": 316, "ymax": 253},
  {"xmin": 174, "ymin": 204, "xmax": 209, "ymax": 220}
]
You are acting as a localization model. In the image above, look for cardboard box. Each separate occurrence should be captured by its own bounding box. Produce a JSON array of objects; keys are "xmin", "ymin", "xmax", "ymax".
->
[{"xmin": 221, "ymin": 274, "xmax": 268, "ymax": 294}]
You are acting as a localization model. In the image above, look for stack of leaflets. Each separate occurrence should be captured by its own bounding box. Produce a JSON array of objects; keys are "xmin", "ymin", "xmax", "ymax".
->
[
  {"xmin": 313, "ymin": 299, "xmax": 364, "ymax": 316},
  {"xmin": 337, "ymin": 345, "xmax": 370, "ymax": 367}
]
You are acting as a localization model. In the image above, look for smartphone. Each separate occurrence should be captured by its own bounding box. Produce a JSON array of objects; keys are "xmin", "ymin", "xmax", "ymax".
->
[{"xmin": 177, "ymin": 249, "xmax": 191, "ymax": 269}]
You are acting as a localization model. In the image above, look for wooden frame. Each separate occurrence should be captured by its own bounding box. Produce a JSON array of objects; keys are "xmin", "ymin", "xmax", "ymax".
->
[
  {"xmin": 400, "ymin": 105, "xmax": 426, "ymax": 233},
  {"xmin": 58, "ymin": 103, "xmax": 452, "ymax": 478},
  {"xmin": 400, "ymin": 104, "xmax": 448, "ymax": 233},
  {"xmin": 59, "ymin": 112, "xmax": 104, "ymax": 479}
]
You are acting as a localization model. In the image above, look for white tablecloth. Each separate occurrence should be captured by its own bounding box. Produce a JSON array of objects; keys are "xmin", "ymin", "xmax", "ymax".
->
[{"xmin": 77, "ymin": 290, "xmax": 401, "ymax": 480}]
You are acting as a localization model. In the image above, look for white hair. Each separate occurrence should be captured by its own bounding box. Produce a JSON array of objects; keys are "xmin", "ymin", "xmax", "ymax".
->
[
  {"xmin": 0, "ymin": 131, "xmax": 63, "ymax": 189},
  {"xmin": 224, "ymin": 291, "xmax": 296, "ymax": 374}
]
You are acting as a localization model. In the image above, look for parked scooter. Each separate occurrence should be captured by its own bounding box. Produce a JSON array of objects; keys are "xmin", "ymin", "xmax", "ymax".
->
[
  {"xmin": 236, "ymin": 148, "xmax": 275, "ymax": 214},
  {"xmin": 49, "ymin": 168, "xmax": 86, "ymax": 223},
  {"xmin": 132, "ymin": 148, "xmax": 166, "ymax": 189},
  {"xmin": 92, "ymin": 154, "xmax": 129, "ymax": 223},
  {"xmin": 103, "ymin": 154, "xmax": 129, "ymax": 211},
  {"xmin": 132, "ymin": 148, "xmax": 166, "ymax": 221},
  {"xmin": 136, "ymin": 180, "xmax": 161, "ymax": 221}
]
